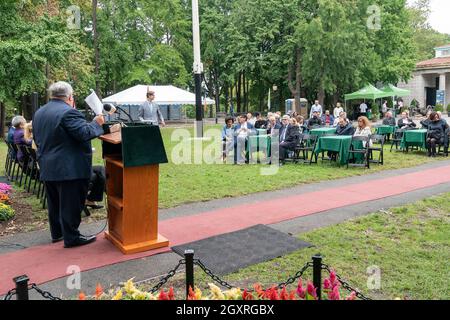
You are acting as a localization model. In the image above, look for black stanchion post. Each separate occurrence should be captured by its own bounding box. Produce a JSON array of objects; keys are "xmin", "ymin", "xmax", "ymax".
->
[
  {"xmin": 14, "ymin": 275, "xmax": 30, "ymax": 300},
  {"xmin": 185, "ymin": 249, "xmax": 194, "ymax": 299},
  {"xmin": 312, "ymin": 254, "xmax": 322, "ymax": 300}
]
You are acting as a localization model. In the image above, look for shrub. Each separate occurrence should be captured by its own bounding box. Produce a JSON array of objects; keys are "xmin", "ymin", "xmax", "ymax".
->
[
  {"xmin": 0, "ymin": 203, "xmax": 15, "ymax": 222},
  {"xmin": 435, "ymin": 104, "xmax": 444, "ymax": 112}
]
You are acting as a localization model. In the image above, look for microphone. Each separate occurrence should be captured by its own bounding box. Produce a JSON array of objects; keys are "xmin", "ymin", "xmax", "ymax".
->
[
  {"xmin": 103, "ymin": 103, "xmax": 117, "ymax": 115},
  {"xmin": 103, "ymin": 103, "xmax": 134, "ymax": 123}
]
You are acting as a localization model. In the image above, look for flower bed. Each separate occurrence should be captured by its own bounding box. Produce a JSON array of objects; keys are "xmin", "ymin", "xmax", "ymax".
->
[
  {"xmin": 0, "ymin": 183, "xmax": 15, "ymax": 221},
  {"xmin": 78, "ymin": 271, "xmax": 357, "ymax": 301}
]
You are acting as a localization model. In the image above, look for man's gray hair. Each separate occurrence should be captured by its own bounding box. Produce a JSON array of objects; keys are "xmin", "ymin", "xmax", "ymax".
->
[
  {"xmin": 48, "ymin": 81, "xmax": 73, "ymax": 99},
  {"xmin": 12, "ymin": 116, "xmax": 26, "ymax": 128}
]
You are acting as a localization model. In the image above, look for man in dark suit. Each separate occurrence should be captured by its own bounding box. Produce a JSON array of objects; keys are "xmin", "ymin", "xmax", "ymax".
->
[
  {"xmin": 279, "ymin": 115, "xmax": 300, "ymax": 163},
  {"xmin": 33, "ymin": 81, "xmax": 112, "ymax": 248},
  {"xmin": 397, "ymin": 112, "xmax": 416, "ymax": 130}
]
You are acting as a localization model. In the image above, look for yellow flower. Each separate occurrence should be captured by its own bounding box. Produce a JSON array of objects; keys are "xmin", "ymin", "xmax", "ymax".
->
[
  {"xmin": 194, "ymin": 288, "xmax": 203, "ymax": 300},
  {"xmin": 112, "ymin": 289, "xmax": 123, "ymax": 300},
  {"xmin": 208, "ymin": 283, "xmax": 225, "ymax": 300},
  {"xmin": 224, "ymin": 288, "xmax": 242, "ymax": 300},
  {"xmin": 124, "ymin": 278, "xmax": 137, "ymax": 295}
]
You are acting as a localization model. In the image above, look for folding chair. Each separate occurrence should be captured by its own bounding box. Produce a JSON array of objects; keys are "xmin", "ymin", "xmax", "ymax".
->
[
  {"xmin": 369, "ymin": 134, "xmax": 385, "ymax": 165},
  {"xmin": 347, "ymin": 136, "xmax": 370, "ymax": 169},
  {"xmin": 296, "ymin": 134, "xmax": 318, "ymax": 165},
  {"xmin": 390, "ymin": 129, "xmax": 403, "ymax": 152}
]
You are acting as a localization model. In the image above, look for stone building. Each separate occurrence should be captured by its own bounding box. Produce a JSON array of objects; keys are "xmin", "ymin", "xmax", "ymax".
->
[{"xmin": 398, "ymin": 44, "xmax": 450, "ymax": 109}]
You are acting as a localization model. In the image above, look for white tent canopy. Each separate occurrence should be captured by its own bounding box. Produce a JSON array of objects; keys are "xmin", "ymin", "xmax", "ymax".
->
[{"xmin": 102, "ymin": 85, "xmax": 215, "ymax": 105}]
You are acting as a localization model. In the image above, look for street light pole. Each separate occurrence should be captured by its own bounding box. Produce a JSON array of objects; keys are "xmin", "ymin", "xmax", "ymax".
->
[{"xmin": 192, "ymin": 0, "xmax": 203, "ymax": 138}]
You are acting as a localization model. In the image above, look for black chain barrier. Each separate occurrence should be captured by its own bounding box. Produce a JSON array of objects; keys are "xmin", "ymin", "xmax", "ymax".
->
[
  {"xmin": 148, "ymin": 259, "xmax": 186, "ymax": 294},
  {"xmin": 321, "ymin": 264, "xmax": 372, "ymax": 300},
  {"xmin": 3, "ymin": 284, "xmax": 61, "ymax": 300},
  {"xmin": 3, "ymin": 255, "xmax": 371, "ymax": 300}
]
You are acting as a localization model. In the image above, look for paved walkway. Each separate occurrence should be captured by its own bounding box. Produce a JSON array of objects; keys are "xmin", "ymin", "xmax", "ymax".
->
[{"xmin": 1, "ymin": 160, "xmax": 450, "ymax": 298}]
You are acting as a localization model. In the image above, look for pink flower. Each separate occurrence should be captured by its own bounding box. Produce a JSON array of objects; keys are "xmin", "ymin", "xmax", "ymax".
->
[
  {"xmin": 296, "ymin": 279, "xmax": 306, "ymax": 299},
  {"xmin": 323, "ymin": 278, "xmax": 332, "ymax": 290},
  {"xmin": 346, "ymin": 291, "xmax": 357, "ymax": 300},
  {"xmin": 307, "ymin": 281, "xmax": 318, "ymax": 300},
  {"xmin": 328, "ymin": 286, "xmax": 341, "ymax": 300},
  {"xmin": 329, "ymin": 270, "xmax": 338, "ymax": 287}
]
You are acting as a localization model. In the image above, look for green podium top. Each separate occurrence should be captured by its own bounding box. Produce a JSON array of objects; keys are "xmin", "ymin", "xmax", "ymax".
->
[{"xmin": 102, "ymin": 123, "xmax": 168, "ymax": 167}]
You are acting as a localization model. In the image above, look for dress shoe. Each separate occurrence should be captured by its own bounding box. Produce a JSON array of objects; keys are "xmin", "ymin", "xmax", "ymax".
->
[
  {"xmin": 86, "ymin": 204, "xmax": 104, "ymax": 210},
  {"xmin": 64, "ymin": 235, "xmax": 97, "ymax": 248},
  {"xmin": 52, "ymin": 236, "xmax": 64, "ymax": 243}
]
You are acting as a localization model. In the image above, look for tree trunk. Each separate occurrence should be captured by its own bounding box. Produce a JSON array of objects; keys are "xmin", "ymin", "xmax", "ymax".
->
[
  {"xmin": 243, "ymin": 72, "xmax": 247, "ymax": 113},
  {"xmin": 317, "ymin": 84, "xmax": 325, "ymax": 109},
  {"xmin": 237, "ymin": 74, "xmax": 242, "ymax": 113},
  {"xmin": 93, "ymin": 0, "xmax": 100, "ymax": 97},
  {"xmin": 224, "ymin": 84, "xmax": 229, "ymax": 114},
  {"xmin": 288, "ymin": 48, "xmax": 302, "ymax": 114}
]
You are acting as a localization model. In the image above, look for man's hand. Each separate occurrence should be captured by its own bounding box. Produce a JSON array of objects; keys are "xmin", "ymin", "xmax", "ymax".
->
[
  {"xmin": 94, "ymin": 115, "xmax": 105, "ymax": 126},
  {"xmin": 161, "ymin": 121, "xmax": 166, "ymax": 127},
  {"xmin": 109, "ymin": 123, "xmax": 121, "ymax": 133}
]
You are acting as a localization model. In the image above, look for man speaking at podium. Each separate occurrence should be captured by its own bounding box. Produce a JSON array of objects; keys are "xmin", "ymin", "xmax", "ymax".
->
[{"xmin": 33, "ymin": 81, "xmax": 117, "ymax": 248}]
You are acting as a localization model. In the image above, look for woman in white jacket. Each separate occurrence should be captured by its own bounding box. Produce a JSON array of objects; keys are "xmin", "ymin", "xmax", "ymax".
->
[{"xmin": 354, "ymin": 116, "xmax": 373, "ymax": 147}]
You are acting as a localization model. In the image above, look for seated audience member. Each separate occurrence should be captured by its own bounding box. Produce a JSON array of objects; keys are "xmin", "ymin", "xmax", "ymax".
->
[
  {"xmin": 336, "ymin": 117, "xmax": 355, "ymax": 136},
  {"xmin": 275, "ymin": 112, "xmax": 282, "ymax": 125},
  {"xmin": 279, "ymin": 115, "xmax": 300, "ymax": 164},
  {"xmin": 13, "ymin": 116, "xmax": 32, "ymax": 162},
  {"xmin": 397, "ymin": 112, "xmax": 416, "ymax": 130},
  {"xmin": 222, "ymin": 117, "xmax": 235, "ymax": 160},
  {"xmin": 333, "ymin": 103, "xmax": 344, "ymax": 119},
  {"xmin": 267, "ymin": 115, "xmax": 282, "ymax": 135},
  {"xmin": 426, "ymin": 112, "xmax": 447, "ymax": 157},
  {"xmin": 308, "ymin": 111, "xmax": 323, "ymax": 128},
  {"xmin": 295, "ymin": 115, "xmax": 308, "ymax": 133},
  {"xmin": 85, "ymin": 166, "xmax": 106, "ymax": 209},
  {"xmin": 321, "ymin": 110, "xmax": 335, "ymax": 126},
  {"xmin": 7, "ymin": 118, "xmax": 17, "ymax": 144},
  {"xmin": 382, "ymin": 111, "xmax": 396, "ymax": 126},
  {"xmin": 234, "ymin": 114, "xmax": 254, "ymax": 164},
  {"xmin": 354, "ymin": 116, "xmax": 373, "ymax": 147},
  {"xmin": 247, "ymin": 112, "xmax": 256, "ymax": 126},
  {"xmin": 420, "ymin": 111, "xmax": 432, "ymax": 129},
  {"xmin": 254, "ymin": 112, "xmax": 268, "ymax": 129},
  {"xmin": 333, "ymin": 111, "xmax": 347, "ymax": 126}
]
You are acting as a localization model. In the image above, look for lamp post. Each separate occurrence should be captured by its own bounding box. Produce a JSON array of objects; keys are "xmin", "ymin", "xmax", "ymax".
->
[{"xmin": 192, "ymin": 0, "xmax": 203, "ymax": 138}]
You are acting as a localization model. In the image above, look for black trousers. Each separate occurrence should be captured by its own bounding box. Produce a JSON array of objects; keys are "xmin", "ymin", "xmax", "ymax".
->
[
  {"xmin": 45, "ymin": 179, "xmax": 89, "ymax": 245},
  {"xmin": 279, "ymin": 142, "xmax": 296, "ymax": 161},
  {"xmin": 87, "ymin": 166, "xmax": 106, "ymax": 202}
]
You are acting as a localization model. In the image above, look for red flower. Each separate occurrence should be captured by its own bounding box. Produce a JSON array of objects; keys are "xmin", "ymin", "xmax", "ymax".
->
[
  {"xmin": 168, "ymin": 287, "xmax": 175, "ymax": 300},
  {"xmin": 280, "ymin": 287, "xmax": 289, "ymax": 300},
  {"xmin": 78, "ymin": 292, "xmax": 86, "ymax": 300},
  {"xmin": 254, "ymin": 284, "xmax": 265, "ymax": 299},
  {"xmin": 289, "ymin": 290, "xmax": 297, "ymax": 300},
  {"xmin": 329, "ymin": 270, "xmax": 338, "ymax": 288},
  {"xmin": 268, "ymin": 287, "xmax": 279, "ymax": 301},
  {"xmin": 188, "ymin": 286, "xmax": 197, "ymax": 300},
  {"xmin": 242, "ymin": 289, "xmax": 254, "ymax": 300},
  {"xmin": 95, "ymin": 284, "xmax": 103, "ymax": 299},
  {"xmin": 158, "ymin": 289, "xmax": 169, "ymax": 300}
]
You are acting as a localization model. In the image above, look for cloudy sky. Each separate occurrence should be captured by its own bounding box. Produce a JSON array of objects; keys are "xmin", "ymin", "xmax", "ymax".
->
[{"xmin": 408, "ymin": 0, "xmax": 450, "ymax": 34}]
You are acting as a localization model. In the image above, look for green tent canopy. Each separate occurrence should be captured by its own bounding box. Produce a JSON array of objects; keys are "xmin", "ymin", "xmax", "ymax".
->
[
  {"xmin": 380, "ymin": 84, "xmax": 411, "ymax": 97},
  {"xmin": 344, "ymin": 84, "xmax": 387, "ymax": 101}
]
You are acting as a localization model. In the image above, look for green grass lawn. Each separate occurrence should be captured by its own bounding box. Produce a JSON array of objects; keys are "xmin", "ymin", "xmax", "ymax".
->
[
  {"xmin": 139, "ymin": 192, "xmax": 450, "ymax": 300},
  {"xmin": 1, "ymin": 126, "xmax": 448, "ymax": 209}
]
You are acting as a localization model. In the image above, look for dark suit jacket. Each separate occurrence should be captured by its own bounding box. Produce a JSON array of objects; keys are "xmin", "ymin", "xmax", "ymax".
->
[
  {"xmin": 33, "ymin": 99, "xmax": 104, "ymax": 182},
  {"xmin": 280, "ymin": 124, "xmax": 300, "ymax": 145},
  {"xmin": 336, "ymin": 123, "xmax": 355, "ymax": 136}
]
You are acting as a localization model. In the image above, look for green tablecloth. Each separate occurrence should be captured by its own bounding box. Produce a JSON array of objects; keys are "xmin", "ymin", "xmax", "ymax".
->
[
  {"xmin": 376, "ymin": 125, "xmax": 396, "ymax": 135},
  {"xmin": 247, "ymin": 134, "xmax": 271, "ymax": 158},
  {"xmin": 310, "ymin": 127, "xmax": 337, "ymax": 138},
  {"xmin": 314, "ymin": 136, "xmax": 352, "ymax": 165},
  {"xmin": 400, "ymin": 129, "xmax": 427, "ymax": 150}
]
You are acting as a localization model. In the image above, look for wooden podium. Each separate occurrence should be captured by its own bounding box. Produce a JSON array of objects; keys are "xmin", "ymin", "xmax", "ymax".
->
[{"xmin": 99, "ymin": 124, "xmax": 169, "ymax": 254}]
